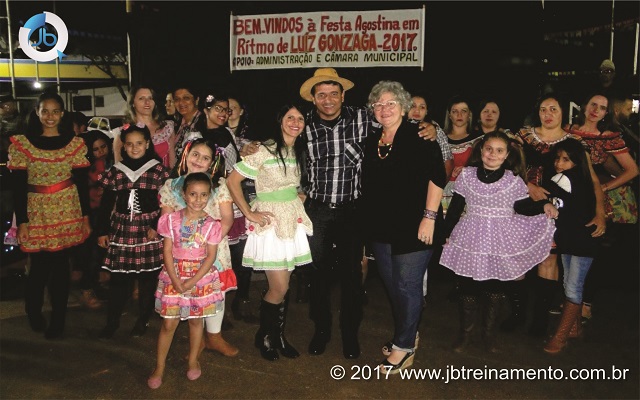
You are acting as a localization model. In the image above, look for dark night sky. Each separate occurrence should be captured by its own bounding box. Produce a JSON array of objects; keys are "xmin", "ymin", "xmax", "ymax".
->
[{"xmin": 4, "ymin": 1, "xmax": 639, "ymax": 133}]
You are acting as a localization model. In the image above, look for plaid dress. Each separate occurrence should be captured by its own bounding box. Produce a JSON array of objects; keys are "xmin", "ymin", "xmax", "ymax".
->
[{"xmin": 99, "ymin": 160, "xmax": 170, "ymax": 273}]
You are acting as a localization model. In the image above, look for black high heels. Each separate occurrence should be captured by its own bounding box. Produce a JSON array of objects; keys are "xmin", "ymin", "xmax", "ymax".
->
[{"xmin": 379, "ymin": 351, "xmax": 415, "ymax": 375}]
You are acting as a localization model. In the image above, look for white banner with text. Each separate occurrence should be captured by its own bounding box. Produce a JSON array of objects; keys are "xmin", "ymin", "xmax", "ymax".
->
[{"xmin": 229, "ymin": 8, "xmax": 425, "ymax": 71}]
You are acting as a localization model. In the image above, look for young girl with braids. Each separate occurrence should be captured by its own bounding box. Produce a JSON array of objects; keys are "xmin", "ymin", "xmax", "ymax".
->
[
  {"xmin": 158, "ymin": 138, "xmax": 239, "ymax": 357},
  {"xmin": 96, "ymin": 123, "xmax": 170, "ymax": 339}
]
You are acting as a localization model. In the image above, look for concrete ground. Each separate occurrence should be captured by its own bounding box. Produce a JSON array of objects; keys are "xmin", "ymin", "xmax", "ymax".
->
[{"xmin": 1, "ymin": 244, "xmax": 638, "ymax": 400}]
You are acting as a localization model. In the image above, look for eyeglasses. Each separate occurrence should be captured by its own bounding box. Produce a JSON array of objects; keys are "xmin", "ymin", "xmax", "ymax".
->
[
  {"xmin": 600, "ymin": 69, "xmax": 614, "ymax": 74},
  {"xmin": 371, "ymin": 100, "xmax": 399, "ymax": 111},
  {"xmin": 211, "ymin": 105, "xmax": 232, "ymax": 115}
]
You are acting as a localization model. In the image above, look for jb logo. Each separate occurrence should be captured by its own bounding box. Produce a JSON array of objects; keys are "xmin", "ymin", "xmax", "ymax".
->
[{"xmin": 19, "ymin": 12, "xmax": 68, "ymax": 62}]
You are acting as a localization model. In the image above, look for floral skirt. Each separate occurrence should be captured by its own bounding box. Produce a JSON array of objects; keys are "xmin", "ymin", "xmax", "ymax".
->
[
  {"xmin": 605, "ymin": 185, "xmax": 638, "ymax": 224},
  {"xmin": 154, "ymin": 258, "xmax": 224, "ymax": 320}
]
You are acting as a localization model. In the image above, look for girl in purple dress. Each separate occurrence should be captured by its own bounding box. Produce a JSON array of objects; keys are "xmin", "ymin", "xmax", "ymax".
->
[{"xmin": 440, "ymin": 131, "xmax": 557, "ymax": 352}]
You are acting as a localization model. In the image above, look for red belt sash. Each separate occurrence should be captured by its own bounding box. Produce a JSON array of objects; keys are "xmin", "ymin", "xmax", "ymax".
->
[{"xmin": 28, "ymin": 178, "xmax": 74, "ymax": 194}]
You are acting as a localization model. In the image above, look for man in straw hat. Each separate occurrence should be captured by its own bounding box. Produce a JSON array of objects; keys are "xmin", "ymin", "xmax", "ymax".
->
[
  {"xmin": 598, "ymin": 59, "xmax": 616, "ymax": 90},
  {"xmin": 299, "ymin": 68, "xmax": 436, "ymax": 359}
]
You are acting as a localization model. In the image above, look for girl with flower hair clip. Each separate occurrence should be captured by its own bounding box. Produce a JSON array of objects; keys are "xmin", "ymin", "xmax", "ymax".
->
[{"xmin": 158, "ymin": 137, "xmax": 239, "ymax": 357}]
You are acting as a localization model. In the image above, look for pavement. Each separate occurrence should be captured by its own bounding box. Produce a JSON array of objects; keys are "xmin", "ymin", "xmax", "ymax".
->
[{"xmin": 0, "ymin": 239, "xmax": 638, "ymax": 400}]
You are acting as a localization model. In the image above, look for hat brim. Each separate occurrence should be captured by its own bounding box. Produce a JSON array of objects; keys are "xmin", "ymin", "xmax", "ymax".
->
[{"xmin": 300, "ymin": 75, "xmax": 354, "ymax": 102}]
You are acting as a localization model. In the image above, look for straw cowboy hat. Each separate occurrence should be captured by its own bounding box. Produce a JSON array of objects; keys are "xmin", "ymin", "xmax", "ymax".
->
[
  {"xmin": 299, "ymin": 68, "xmax": 354, "ymax": 101},
  {"xmin": 599, "ymin": 59, "xmax": 615, "ymax": 71}
]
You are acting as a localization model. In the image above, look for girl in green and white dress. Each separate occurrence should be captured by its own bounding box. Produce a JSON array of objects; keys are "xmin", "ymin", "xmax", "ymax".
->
[{"xmin": 227, "ymin": 104, "xmax": 313, "ymax": 362}]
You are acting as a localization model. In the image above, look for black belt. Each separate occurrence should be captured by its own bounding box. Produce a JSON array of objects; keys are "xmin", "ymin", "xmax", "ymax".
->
[{"xmin": 305, "ymin": 197, "xmax": 355, "ymax": 209}]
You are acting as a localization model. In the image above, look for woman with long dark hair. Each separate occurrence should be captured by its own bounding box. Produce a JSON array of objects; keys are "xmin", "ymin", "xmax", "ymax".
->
[{"xmin": 226, "ymin": 103, "xmax": 313, "ymax": 361}]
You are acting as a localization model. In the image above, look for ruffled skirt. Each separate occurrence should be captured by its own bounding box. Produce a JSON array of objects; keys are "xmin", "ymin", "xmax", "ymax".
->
[
  {"xmin": 242, "ymin": 224, "xmax": 312, "ymax": 271},
  {"xmin": 440, "ymin": 213, "xmax": 555, "ymax": 281},
  {"xmin": 154, "ymin": 258, "xmax": 224, "ymax": 320},
  {"xmin": 103, "ymin": 211, "xmax": 163, "ymax": 273}
]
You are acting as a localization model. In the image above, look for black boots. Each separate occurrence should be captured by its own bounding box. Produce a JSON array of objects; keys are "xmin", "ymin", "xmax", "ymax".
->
[
  {"xmin": 501, "ymin": 279, "xmax": 527, "ymax": 332},
  {"xmin": 231, "ymin": 264, "xmax": 259, "ymax": 324},
  {"xmin": 231, "ymin": 296, "xmax": 259, "ymax": 324},
  {"xmin": 275, "ymin": 291, "xmax": 300, "ymax": 358},
  {"xmin": 453, "ymin": 295, "xmax": 477, "ymax": 353},
  {"xmin": 453, "ymin": 292, "xmax": 502, "ymax": 353},
  {"xmin": 482, "ymin": 292, "xmax": 503, "ymax": 353},
  {"xmin": 255, "ymin": 293, "xmax": 299, "ymax": 361},
  {"xmin": 308, "ymin": 327, "xmax": 331, "ymax": 355},
  {"xmin": 529, "ymin": 276, "xmax": 557, "ymax": 337},
  {"xmin": 255, "ymin": 299, "xmax": 280, "ymax": 361}
]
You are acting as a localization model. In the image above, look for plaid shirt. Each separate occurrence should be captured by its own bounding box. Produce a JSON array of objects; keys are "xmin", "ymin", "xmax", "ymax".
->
[
  {"xmin": 304, "ymin": 106, "xmax": 380, "ymax": 203},
  {"xmin": 434, "ymin": 121, "xmax": 453, "ymax": 161}
]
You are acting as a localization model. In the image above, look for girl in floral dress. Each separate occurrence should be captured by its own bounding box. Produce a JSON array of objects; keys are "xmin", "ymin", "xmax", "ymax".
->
[{"xmin": 8, "ymin": 92, "xmax": 91, "ymax": 339}]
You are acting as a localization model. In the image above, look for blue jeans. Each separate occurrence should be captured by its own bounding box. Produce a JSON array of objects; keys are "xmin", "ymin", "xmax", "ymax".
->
[
  {"xmin": 561, "ymin": 254, "xmax": 594, "ymax": 304},
  {"xmin": 373, "ymin": 243, "xmax": 432, "ymax": 351}
]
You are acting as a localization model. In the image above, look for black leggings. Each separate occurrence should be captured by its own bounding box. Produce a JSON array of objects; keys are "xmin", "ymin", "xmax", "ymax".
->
[
  {"xmin": 26, "ymin": 250, "xmax": 71, "ymax": 331},
  {"xmin": 458, "ymin": 276, "xmax": 506, "ymax": 297},
  {"xmin": 105, "ymin": 270, "xmax": 159, "ymax": 329},
  {"xmin": 230, "ymin": 239, "xmax": 252, "ymax": 299}
]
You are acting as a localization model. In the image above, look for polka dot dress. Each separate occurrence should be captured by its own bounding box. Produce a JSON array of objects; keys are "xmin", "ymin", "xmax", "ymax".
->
[{"xmin": 440, "ymin": 167, "xmax": 555, "ymax": 281}]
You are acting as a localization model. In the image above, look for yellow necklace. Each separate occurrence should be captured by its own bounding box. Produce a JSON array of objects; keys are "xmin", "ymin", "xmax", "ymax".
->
[{"xmin": 377, "ymin": 132, "xmax": 393, "ymax": 159}]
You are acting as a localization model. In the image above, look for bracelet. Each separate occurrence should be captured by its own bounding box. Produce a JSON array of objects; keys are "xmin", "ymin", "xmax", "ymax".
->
[{"xmin": 423, "ymin": 209, "xmax": 437, "ymax": 220}]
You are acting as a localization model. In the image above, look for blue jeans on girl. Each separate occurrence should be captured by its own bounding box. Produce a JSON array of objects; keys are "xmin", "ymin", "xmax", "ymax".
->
[{"xmin": 561, "ymin": 254, "xmax": 594, "ymax": 304}]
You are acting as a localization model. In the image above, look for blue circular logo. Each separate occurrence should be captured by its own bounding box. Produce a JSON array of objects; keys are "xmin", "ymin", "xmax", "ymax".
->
[{"xmin": 19, "ymin": 12, "xmax": 68, "ymax": 62}]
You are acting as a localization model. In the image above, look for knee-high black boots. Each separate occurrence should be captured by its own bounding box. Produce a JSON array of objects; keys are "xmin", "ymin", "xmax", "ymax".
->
[
  {"xmin": 501, "ymin": 279, "xmax": 527, "ymax": 332},
  {"xmin": 453, "ymin": 295, "xmax": 478, "ymax": 353},
  {"xmin": 255, "ymin": 292, "xmax": 300, "ymax": 361},
  {"xmin": 255, "ymin": 299, "xmax": 280, "ymax": 361},
  {"xmin": 275, "ymin": 291, "xmax": 300, "ymax": 358},
  {"xmin": 482, "ymin": 292, "xmax": 503, "ymax": 353}
]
